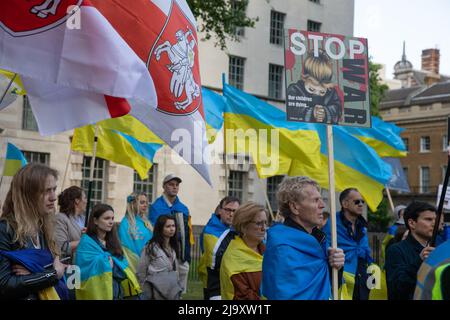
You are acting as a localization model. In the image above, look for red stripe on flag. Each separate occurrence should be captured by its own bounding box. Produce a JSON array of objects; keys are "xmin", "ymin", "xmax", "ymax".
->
[
  {"xmin": 90, "ymin": 0, "xmax": 166, "ymax": 62},
  {"xmin": 104, "ymin": 95, "xmax": 131, "ymax": 118}
]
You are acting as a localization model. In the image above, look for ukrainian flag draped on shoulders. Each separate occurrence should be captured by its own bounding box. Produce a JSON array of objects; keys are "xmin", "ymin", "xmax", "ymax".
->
[
  {"xmin": 262, "ymin": 223, "xmax": 331, "ymax": 300},
  {"xmin": 323, "ymin": 214, "xmax": 388, "ymax": 300},
  {"xmin": 74, "ymin": 234, "xmax": 140, "ymax": 300},
  {"xmin": 220, "ymin": 236, "xmax": 263, "ymax": 300},
  {"xmin": 0, "ymin": 249, "xmax": 69, "ymax": 300},
  {"xmin": 198, "ymin": 213, "xmax": 230, "ymax": 288},
  {"xmin": 118, "ymin": 214, "xmax": 153, "ymax": 273}
]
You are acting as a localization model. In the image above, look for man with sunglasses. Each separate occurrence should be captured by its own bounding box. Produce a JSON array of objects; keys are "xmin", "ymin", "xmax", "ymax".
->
[
  {"xmin": 323, "ymin": 188, "xmax": 373, "ymax": 300},
  {"xmin": 198, "ymin": 196, "xmax": 240, "ymax": 300}
]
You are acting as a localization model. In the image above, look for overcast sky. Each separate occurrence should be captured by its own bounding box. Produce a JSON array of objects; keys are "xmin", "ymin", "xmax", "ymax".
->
[{"xmin": 354, "ymin": 0, "xmax": 450, "ymax": 79}]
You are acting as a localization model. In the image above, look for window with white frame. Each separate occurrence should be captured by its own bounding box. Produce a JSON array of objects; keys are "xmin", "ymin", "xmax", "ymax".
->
[
  {"xmin": 268, "ymin": 64, "xmax": 283, "ymax": 99},
  {"xmin": 133, "ymin": 165, "xmax": 157, "ymax": 203},
  {"xmin": 81, "ymin": 157, "xmax": 107, "ymax": 206},
  {"xmin": 231, "ymin": 0, "xmax": 245, "ymax": 36},
  {"xmin": 22, "ymin": 151, "xmax": 50, "ymax": 165},
  {"xmin": 420, "ymin": 136, "xmax": 430, "ymax": 152},
  {"xmin": 229, "ymin": 55, "xmax": 245, "ymax": 90},
  {"xmin": 267, "ymin": 175, "xmax": 284, "ymax": 212},
  {"xmin": 443, "ymin": 135, "xmax": 448, "ymax": 151},
  {"xmin": 420, "ymin": 166, "xmax": 430, "ymax": 193},
  {"xmin": 270, "ymin": 10, "xmax": 285, "ymax": 45},
  {"xmin": 402, "ymin": 138, "xmax": 409, "ymax": 151},
  {"xmin": 307, "ymin": 20, "xmax": 322, "ymax": 32},
  {"xmin": 228, "ymin": 170, "xmax": 246, "ymax": 201}
]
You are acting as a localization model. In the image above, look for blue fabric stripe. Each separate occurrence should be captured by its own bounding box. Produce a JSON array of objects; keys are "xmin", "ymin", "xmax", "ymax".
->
[
  {"xmin": 113, "ymin": 131, "xmax": 162, "ymax": 163},
  {"xmin": 203, "ymin": 88, "xmax": 225, "ymax": 130},
  {"xmin": 6, "ymin": 142, "xmax": 27, "ymax": 164}
]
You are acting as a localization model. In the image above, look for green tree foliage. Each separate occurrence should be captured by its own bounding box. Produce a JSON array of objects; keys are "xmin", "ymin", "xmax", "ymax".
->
[
  {"xmin": 368, "ymin": 198, "xmax": 393, "ymax": 232},
  {"xmin": 187, "ymin": 0, "xmax": 258, "ymax": 50},
  {"xmin": 369, "ymin": 60, "xmax": 389, "ymax": 117}
]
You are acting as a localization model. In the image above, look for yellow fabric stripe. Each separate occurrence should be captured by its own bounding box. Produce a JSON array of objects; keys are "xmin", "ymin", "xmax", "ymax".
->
[
  {"xmin": 356, "ymin": 136, "xmax": 407, "ymax": 158},
  {"xmin": 3, "ymin": 159, "xmax": 24, "ymax": 177},
  {"xmin": 76, "ymin": 272, "xmax": 113, "ymax": 300},
  {"xmin": 122, "ymin": 247, "xmax": 140, "ymax": 274},
  {"xmin": 432, "ymin": 263, "xmax": 450, "ymax": 300},
  {"xmin": 121, "ymin": 267, "xmax": 142, "ymax": 297},
  {"xmin": 224, "ymin": 113, "xmax": 322, "ymax": 177},
  {"xmin": 220, "ymin": 236, "xmax": 263, "ymax": 300},
  {"xmin": 198, "ymin": 234, "xmax": 219, "ymax": 288},
  {"xmin": 38, "ymin": 287, "xmax": 60, "ymax": 300}
]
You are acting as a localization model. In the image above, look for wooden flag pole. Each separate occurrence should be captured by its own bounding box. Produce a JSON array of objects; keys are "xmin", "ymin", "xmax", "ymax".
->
[
  {"xmin": 385, "ymin": 186, "xmax": 395, "ymax": 216},
  {"xmin": 60, "ymin": 148, "xmax": 72, "ymax": 195},
  {"xmin": 222, "ymin": 73, "xmax": 229, "ymax": 196},
  {"xmin": 84, "ymin": 124, "xmax": 99, "ymax": 227},
  {"xmin": 326, "ymin": 124, "xmax": 339, "ymax": 300}
]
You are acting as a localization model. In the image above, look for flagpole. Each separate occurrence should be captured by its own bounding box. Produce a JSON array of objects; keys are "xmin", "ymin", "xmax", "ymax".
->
[
  {"xmin": 385, "ymin": 186, "xmax": 395, "ymax": 216},
  {"xmin": 60, "ymin": 148, "xmax": 73, "ymax": 194},
  {"xmin": 84, "ymin": 124, "xmax": 99, "ymax": 227},
  {"xmin": 327, "ymin": 124, "xmax": 339, "ymax": 300},
  {"xmin": 0, "ymin": 73, "xmax": 17, "ymax": 106},
  {"xmin": 222, "ymin": 73, "xmax": 229, "ymax": 196},
  {"xmin": 260, "ymin": 178, "xmax": 275, "ymax": 222}
]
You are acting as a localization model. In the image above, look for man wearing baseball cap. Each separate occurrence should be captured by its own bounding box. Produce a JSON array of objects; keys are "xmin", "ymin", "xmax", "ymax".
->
[{"xmin": 149, "ymin": 173, "xmax": 192, "ymax": 293}]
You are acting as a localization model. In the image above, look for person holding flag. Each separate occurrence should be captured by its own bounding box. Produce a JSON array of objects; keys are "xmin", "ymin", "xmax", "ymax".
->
[
  {"xmin": 0, "ymin": 163, "xmax": 68, "ymax": 300},
  {"xmin": 262, "ymin": 176, "xmax": 345, "ymax": 300}
]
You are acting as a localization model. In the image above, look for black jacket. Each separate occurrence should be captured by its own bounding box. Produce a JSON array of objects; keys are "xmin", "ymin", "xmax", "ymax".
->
[
  {"xmin": 385, "ymin": 233, "xmax": 424, "ymax": 300},
  {"xmin": 0, "ymin": 220, "xmax": 59, "ymax": 300}
]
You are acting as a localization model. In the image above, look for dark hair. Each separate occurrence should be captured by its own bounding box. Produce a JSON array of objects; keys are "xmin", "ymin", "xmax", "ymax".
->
[
  {"xmin": 403, "ymin": 201, "xmax": 436, "ymax": 231},
  {"xmin": 86, "ymin": 203, "xmax": 123, "ymax": 257},
  {"xmin": 58, "ymin": 186, "xmax": 84, "ymax": 217},
  {"xmin": 146, "ymin": 214, "xmax": 179, "ymax": 258},
  {"xmin": 339, "ymin": 188, "xmax": 359, "ymax": 205},
  {"xmin": 219, "ymin": 196, "xmax": 240, "ymax": 209}
]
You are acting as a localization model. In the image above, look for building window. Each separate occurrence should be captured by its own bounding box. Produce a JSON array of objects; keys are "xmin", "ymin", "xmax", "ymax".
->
[
  {"xmin": 228, "ymin": 170, "xmax": 245, "ymax": 201},
  {"xmin": 443, "ymin": 135, "xmax": 448, "ymax": 151},
  {"xmin": 22, "ymin": 96, "xmax": 39, "ymax": 131},
  {"xmin": 267, "ymin": 175, "xmax": 284, "ymax": 212},
  {"xmin": 307, "ymin": 20, "xmax": 322, "ymax": 32},
  {"xmin": 420, "ymin": 166, "xmax": 430, "ymax": 193},
  {"xmin": 403, "ymin": 167, "xmax": 409, "ymax": 182},
  {"xmin": 22, "ymin": 151, "xmax": 50, "ymax": 165},
  {"xmin": 229, "ymin": 56, "xmax": 245, "ymax": 90},
  {"xmin": 133, "ymin": 165, "xmax": 156, "ymax": 203},
  {"xmin": 443, "ymin": 166, "xmax": 448, "ymax": 181},
  {"xmin": 402, "ymin": 138, "xmax": 409, "ymax": 151},
  {"xmin": 81, "ymin": 157, "xmax": 107, "ymax": 206},
  {"xmin": 231, "ymin": 0, "xmax": 245, "ymax": 36},
  {"xmin": 268, "ymin": 64, "xmax": 284, "ymax": 99},
  {"xmin": 420, "ymin": 136, "xmax": 430, "ymax": 152},
  {"xmin": 270, "ymin": 10, "xmax": 285, "ymax": 45}
]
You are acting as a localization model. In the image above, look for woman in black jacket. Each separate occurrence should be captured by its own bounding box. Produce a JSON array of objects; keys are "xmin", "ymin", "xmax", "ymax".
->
[{"xmin": 0, "ymin": 164, "xmax": 67, "ymax": 300}]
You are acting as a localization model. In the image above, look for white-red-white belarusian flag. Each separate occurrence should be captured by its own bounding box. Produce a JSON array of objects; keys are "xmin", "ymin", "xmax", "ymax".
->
[
  {"xmin": 0, "ymin": 0, "xmax": 156, "ymax": 135},
  {"xmin": 92, "ymin": 0, "xmax": 211, "ymax": 184}
]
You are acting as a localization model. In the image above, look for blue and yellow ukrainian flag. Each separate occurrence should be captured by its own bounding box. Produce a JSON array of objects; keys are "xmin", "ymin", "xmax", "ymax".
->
[
  {"xmin": 342, "ymin": 116, "xmax": 407, "ymax": 158},
  {"xmin": 223, "ymin": 83, "xmax": 392, "ymax": 211},
  {"xmin": 74, "ymin": 234, "xmax": 141, "ymax": 300},
  {"xmin": 118, "ymin": 214, "xmax": 153, "ymax": 273},
  {"xmin": 203, "ymin": 88, "xmax": 225, "ymax": 144},
  {"xmin": 3, "ymin": 142, "xmax": 27, "ymax": 177},
  {"xmin": 72, "ymin": 115, "xmax": 164, "ymax": 179}
]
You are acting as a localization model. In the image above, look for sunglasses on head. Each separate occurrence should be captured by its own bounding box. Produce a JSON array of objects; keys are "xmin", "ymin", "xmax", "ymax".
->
[{"xmin": 353, "ymin": 199, "xmax": 365, "ymax": 205}]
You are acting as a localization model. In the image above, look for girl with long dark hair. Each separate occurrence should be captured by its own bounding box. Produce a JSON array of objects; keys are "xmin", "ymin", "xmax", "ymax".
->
[{"xmin": 136, "ymin": 214, "xmax": 182, "ymax": 300}]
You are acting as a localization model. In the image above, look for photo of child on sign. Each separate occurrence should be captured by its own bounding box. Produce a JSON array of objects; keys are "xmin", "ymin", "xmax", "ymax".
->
[
  {"xmin": 286, "ymin": 49, "xmax": 342, "ymax": 124},
  {"xmin": 285, "ymin": 30, "xmax": 370, "ymax": 127}
]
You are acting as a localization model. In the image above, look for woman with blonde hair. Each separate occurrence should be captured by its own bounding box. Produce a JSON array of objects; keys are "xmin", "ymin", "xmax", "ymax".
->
[
  {"xmin": 118, "ymin": 192, "xmax": 153, "ymax": 272},
  {"xmin": 220, "ymin": 202, "xmax": 268, "ymax": 300},
  {"xmin": 0, "ymin": 163, "xmax": 68, "ymax": 299}
]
